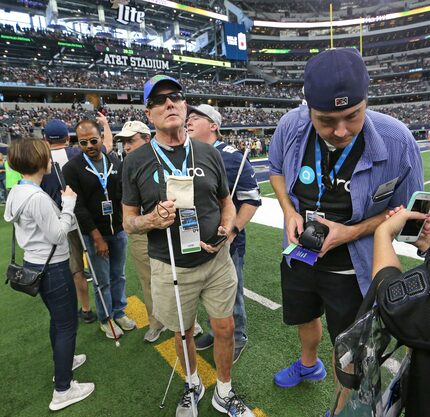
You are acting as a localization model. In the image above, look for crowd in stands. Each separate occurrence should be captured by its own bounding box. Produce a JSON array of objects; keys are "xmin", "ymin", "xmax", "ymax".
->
[
  {"xmin": 1, "ymin": 102, "xmax": 429, "ymax": 141},
  {"xmin": 0, "ymin": 24, "xmax": 223, "ymax": 62},
  {"xmin": 1, "ymin": 65, "xmax": 428, "ymax": 100}
]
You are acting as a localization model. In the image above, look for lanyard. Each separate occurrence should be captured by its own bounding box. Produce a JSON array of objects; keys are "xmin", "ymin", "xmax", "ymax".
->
[
  {"xmin": 83, "ymin": 153, "xmax": 108, "ymax": 195},
  {"xmin": 314, "ymin": 132, "xmax": 358, "ymax": 208},
  {"xmin": 19, "ymin": 179, "xmax": 41, "ymax": 189},
  {"xmin": 151, "ymin": 138, "xmax": 190, "ymax": 176},
  {"xmin": 213, "ymin": 140, "xmax": 221, "ymax": 148}
]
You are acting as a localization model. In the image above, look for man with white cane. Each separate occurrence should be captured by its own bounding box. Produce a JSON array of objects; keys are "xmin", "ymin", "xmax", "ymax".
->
[
  {"xmin": 122, "ymin": 75, "xmax": 256, "ymax": 417},
  {"xmin": 187, "ymin": 104, "xmax": 261, "ymax": 363}
]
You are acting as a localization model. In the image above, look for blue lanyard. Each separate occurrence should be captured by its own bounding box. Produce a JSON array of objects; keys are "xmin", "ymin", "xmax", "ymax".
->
[
  {"xmin": 314, "ymin": 133, "xmax": 358, "ymax": 208},
  {"xmin": 83, "ymin": 153, "xmax": 108, "ymax": 194},
  {"xmin": 213, "ymin": 140, "xmax": 221, "ymax": 148},
  {"xmin": 19, "ymin": 179, "xmax": 41, "ymax": 189},
  {"xmin": 151, "ymin": 138, "xmax": 190, "ymax": 176}
]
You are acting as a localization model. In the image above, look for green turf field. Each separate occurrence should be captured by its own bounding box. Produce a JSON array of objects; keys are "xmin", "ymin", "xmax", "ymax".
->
[{"xmin": 0, "ymin": 150, "xmax": 428, "ymax": 417}]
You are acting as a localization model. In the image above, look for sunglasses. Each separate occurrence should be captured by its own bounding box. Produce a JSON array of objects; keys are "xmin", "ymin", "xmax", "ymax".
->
[
  {"xmin": 147, "ymin": 92, "xmax": 185, "ymax": 108},
  {"xmin": 79, "ymin": 138, "xmax": 100, "ymax": 147},
  {"xmin": 322, "ymin": 151, "xmax": 337, "ymax": 192}
]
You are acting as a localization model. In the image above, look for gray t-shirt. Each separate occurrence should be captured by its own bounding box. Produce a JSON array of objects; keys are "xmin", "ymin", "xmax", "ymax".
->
[{"xmin": 122, "ymin": 139, "xmax": 229, "ymax": 268}]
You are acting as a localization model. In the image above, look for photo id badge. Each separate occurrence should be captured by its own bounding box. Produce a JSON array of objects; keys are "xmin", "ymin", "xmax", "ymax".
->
[
  {"xmin": 101, "ymin": 200, "xmax": 113, "ymax": 216},
  {"xmin": 306, "ymin": 210, "xmax": 325, "ymax": 223},
  {"xmin": 179, "ymin": 226, "xmax": 201, "ymax": 254},
  {"xmin": 179, "ymin": 208, "xmax": 199, "ymax": 230}
]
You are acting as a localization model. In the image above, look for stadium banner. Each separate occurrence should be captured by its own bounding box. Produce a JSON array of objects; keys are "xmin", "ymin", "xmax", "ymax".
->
[
  {"xmin": 103, "ymin": 53, "xmax": 170, "ymax": 70},
  {"xmin": 194, "ymin": 32, "xmax": 209, "ymax": 51},
  {"xmin": 223, "ymin": 23, "xmax": 247, "ymax": 61}
]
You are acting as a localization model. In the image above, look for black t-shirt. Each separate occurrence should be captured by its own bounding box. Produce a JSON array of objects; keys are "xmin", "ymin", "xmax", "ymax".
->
[
  {"xmin": 293, "ymin": 128, "xmax": 364, "ymax": 271},
  {"xmin": 122, "ymin": 139, "xmax": 230, "ymax": 268}
]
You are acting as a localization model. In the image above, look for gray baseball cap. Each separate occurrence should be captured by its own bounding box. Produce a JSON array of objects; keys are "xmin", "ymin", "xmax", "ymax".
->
[{"xmin": 188, "ymin": 104, "xmax": 222, "ymax": 128}]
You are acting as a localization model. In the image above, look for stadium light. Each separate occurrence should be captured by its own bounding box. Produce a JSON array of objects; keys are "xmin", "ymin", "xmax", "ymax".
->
[{"xmin": 253, "ymin": 5, "xmax": 430, "ymax": 29}]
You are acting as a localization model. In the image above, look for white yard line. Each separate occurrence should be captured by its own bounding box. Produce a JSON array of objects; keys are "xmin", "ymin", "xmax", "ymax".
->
[{"xmin": 244, "ymin": 288, "xmax": 281, "ymax": 310}]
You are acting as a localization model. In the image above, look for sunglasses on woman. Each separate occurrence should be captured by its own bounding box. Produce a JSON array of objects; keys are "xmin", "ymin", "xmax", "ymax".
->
[
  {"xmin": 79, "ymin": 138, "xmax": 100, "ymax": 147},
  {"xmin": 146, "ymin": 92, "xmax": 185, "ymax": 108}
]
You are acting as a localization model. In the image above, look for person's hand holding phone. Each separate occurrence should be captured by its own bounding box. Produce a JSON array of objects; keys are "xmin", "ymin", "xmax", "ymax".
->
[
  {"xmin": 201, "ymin": 226, "xmax": 229, "ymax": 253},
  {"xmin": 384, "ymin": 206, "xmax": 429, "ymax": 240}
]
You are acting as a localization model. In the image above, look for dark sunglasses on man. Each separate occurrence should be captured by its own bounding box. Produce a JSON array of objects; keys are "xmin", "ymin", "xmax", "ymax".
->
[
  {"xmin": 146, "ymin": 92, "xmax": 185, "ymax": 108},
  {"xmin": 79, "ymin": 138, "xmax": 100, "ymax": 147}
]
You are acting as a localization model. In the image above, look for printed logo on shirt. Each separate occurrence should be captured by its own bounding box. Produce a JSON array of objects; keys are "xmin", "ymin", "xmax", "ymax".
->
[
  {"xmin": 152, "ymin": 167, "xmax": 206, "ymax": 183},
  {"xmin": 153, "ymin": 169, "xmax": 170, "ymax": 184},
  {"xmin": 299, "ymin": 166, "xmax": 315, "ymax": 185}
]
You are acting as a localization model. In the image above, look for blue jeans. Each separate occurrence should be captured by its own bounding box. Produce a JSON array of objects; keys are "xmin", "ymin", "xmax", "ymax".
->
[
  {"xmin": 206, "ymin": 248, "xmax": 247, "ymax": 348},
  {"xmin": 0, "ymin": 178, "xmax": 5, "ymax": 203},
  {"xmin": 24, "ymin": 259, "xmax": 77, "ymax": 392},
  {"xmin": 231, "ymin": 249, "xmax": 247, "ymax": 347},
  {"xmin": 83, "ymin": 231, "xmax": 128, "ymax": 323}
]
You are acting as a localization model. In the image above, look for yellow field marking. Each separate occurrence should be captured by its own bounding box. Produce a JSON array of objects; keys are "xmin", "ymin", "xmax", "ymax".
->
[
  {"xmin": 124, "ymin": 295, "xmax": 149, "ymax": 329},
  {"xmin": 155, "ymin": 337, "xmax": 217, "ymax": 388},
  {"xmin": 127, "ymin": 294, "xmax": 268, "ymax": 416}
]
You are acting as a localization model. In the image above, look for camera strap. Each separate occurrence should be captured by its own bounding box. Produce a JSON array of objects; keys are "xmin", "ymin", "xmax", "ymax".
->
[{"xmin": 314, "ymin": 132, "xmax": 358, "ymax": 209}]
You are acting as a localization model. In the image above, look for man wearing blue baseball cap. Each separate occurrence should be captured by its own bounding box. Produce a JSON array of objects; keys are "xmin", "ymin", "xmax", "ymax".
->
[
  {"xmin": 41, "ymin": 115, "xmax": 113, "ymax": 326},
  {"xmin": 122, "ymin": 75, "xmax": 255, "ymax": 417},
  {"xmin": 268, "ymin": 48, "xmax": 423, "ymax": 405}
]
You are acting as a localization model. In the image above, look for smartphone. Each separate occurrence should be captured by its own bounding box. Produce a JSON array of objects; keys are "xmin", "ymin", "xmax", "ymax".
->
[
  {"xmin": 396, "ymin": 191, "xmax": 430, "ymax": 242},
  {"xmin": 205, "ymin": 234, "xmax": 227, "ymax": 247}
]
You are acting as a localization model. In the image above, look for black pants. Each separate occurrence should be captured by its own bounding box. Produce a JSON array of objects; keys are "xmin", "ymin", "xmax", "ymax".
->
[
  {"xmin": 281, "ymin": 258, "xmax": 363, "ymax": 344},
  {"xmin": 405, "ymin": 349, "xmax": 430, "ymax": 417}
]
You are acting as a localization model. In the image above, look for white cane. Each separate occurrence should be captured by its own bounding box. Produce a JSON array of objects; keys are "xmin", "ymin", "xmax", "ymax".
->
[
  {"xmin": 166, "ymin": 226, "xmax": 197, "ymax": 417},
  {"xmin": 231, "ymin": 147, "xmax": 250, "ymax": 197}
]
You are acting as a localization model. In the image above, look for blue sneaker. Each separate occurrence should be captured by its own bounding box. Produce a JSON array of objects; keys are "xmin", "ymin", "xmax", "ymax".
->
[{"xmin": 274, "ymin": 358, "xmax": 326, "ymax": 388}]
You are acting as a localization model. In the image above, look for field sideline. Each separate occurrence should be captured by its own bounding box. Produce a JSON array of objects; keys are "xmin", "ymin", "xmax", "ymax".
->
[{"xmin": 0, "ymin": 151, "xmax": 428, "ymax": 417}]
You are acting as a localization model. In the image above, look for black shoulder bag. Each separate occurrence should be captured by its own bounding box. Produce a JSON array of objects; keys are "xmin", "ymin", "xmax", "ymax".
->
[{"xmin": 5, "ymin": 225, "xmax": 56, "ymax": 297}]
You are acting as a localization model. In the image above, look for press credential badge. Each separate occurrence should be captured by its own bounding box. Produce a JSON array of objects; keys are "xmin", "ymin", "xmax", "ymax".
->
[{"xmin": 179, "ymin": 207, "xmax": 201, "ymax": 254}]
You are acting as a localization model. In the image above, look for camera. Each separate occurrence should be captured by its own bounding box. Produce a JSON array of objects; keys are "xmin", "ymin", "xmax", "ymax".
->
[{"xmin": 299, "ymin": 221, "xmax": 329, "ymax": 252}]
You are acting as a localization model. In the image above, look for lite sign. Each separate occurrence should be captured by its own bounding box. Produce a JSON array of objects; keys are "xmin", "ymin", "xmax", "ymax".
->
[
  {"xmin": 112, "ymin": 2, "xmax": 145, "ymax": 25},
  {"xmin": 104, "ymin": 53, "xmax": 170, "ymax": 70}
]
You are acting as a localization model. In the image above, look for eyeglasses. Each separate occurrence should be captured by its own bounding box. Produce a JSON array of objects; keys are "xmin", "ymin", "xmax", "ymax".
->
[
  {"xmin": 186, "ymin": 114, "xmax": 213, "ymax": 124},
  {"xmin": 322, "ymin": 151, "xmax": 337, "ymax": 192},
  {"xmin": 147, "ymin": 92, "xmax": 185, "ymax": 108},
  {"xmin": 79, "ymin": 138, "xmax": 99, "ymax": 147}
]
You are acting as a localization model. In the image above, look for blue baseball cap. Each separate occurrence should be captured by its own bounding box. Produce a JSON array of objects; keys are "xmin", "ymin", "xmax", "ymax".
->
[
  {"xmin": 304, "ymin": 48, "xmax": 370, "ymax": 112},
  {"xmin": 143, "ymin": 75, "xmax": 182, "ymax": 105},
  {"xmin": 44, "ymin": 119, "xmax": 69, "ymax": 141}
]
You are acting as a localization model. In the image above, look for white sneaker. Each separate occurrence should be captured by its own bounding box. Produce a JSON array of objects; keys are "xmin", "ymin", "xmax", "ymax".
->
[
  {"xmin": 115, "ymin": 315, "xmax": 136, "ymax": 331},
  {"xmin": 49, "ymin": 380, "xmax": 95, "ymax": 411},
  {"xmin": 100, "ymin": 321, "xmax": 124, "ymax": 339},
  {"xmin": 144, "ymin": 326, "xmax": 166, "ymax": 343},
  {"xmin": 52, "ymin": 354, "xmax": 87, "ymax": 382},
  {"xmin": 193, "ymin": 321, "xmax": 204, "ymax": 337}
]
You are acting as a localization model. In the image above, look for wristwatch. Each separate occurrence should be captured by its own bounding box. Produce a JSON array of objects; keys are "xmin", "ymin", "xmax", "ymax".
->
[
  {"xmin": 232, "ymin": 226, "xmax": 240, "ymax": 235},
  {"xmin": 417, "ymin": 249, "xmax": 429, "ymax": 258}
]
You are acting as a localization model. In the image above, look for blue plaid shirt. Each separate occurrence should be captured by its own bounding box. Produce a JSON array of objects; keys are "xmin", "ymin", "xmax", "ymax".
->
[{"xmin": 269, "ymin": 105, "xmax": 423, "ymax": 295}]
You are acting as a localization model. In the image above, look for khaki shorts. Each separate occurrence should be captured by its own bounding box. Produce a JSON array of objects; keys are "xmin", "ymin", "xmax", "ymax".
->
[
  {"xmin": 68, "ymin": 229, "xmax": 84, "ymax": 275},
  {"xmin": 150, "ymin": 244, "xmax": 237, "ymax": 332}
]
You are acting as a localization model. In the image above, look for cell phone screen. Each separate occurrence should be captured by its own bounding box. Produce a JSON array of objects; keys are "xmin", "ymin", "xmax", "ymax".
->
[{"xmin": 399, "ymin": 198, "xmax": 430, "ymax": 237}]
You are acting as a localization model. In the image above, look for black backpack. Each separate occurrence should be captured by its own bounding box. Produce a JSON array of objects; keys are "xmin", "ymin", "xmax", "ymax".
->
[{"xmin": 372, "ymin": 254, "xmax": 430, "ymax": 351}]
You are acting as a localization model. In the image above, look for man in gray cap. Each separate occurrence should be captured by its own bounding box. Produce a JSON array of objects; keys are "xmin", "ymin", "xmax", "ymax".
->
[
  {"xmin": 268, "ymin": 48, "xmax": 423, "ymax": 401},
  {"xmin": 187, "ymin": 104, "xmax": 261, "ymax": 364},
  {"xmin": 115, "ymin": 120, "xmax": 166, "ymax": 343}
]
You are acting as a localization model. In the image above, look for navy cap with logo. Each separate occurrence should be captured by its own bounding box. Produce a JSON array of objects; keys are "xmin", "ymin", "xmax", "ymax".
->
[
  {"xmin": 44, "ymin": 119, "xmax": 69, "ymax": 141},
  {"xmin": 304, "ymin": 48, "xmax": 370, "ymax": 112},
  {"xmin": 143, "ymin": 75, "xmax": 182, "ymax": 105}
]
